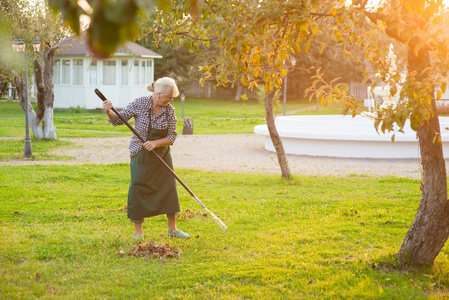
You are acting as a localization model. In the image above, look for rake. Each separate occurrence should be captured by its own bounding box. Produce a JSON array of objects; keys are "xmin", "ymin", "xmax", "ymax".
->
[{"xmin": 94, "ymin": 88, "xmax": 227, "ymax": 231}]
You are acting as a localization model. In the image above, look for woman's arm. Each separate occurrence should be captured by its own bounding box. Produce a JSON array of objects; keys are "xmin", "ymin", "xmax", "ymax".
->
[
  {"xmin": 141, "ymin": 137, "xmax": 172, "ymax": 152},
  {"xmin": 103, "ymin": 98, "xmax": 140, "ymax": 126},
  {"xmin": 166, "ymin": 105, "xmax": 178, "ymax": 143}
]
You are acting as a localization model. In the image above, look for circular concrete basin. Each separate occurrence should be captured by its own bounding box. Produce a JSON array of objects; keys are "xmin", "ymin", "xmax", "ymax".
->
[{"xmin": 254, "ymin": 115, "xmax": 449, "ymax": 158}]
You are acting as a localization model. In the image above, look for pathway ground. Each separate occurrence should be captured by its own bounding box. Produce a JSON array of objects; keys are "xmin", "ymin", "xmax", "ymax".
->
[{"xmin": 1, "ymin": 134, "xmax": 425, "ymax": 178}]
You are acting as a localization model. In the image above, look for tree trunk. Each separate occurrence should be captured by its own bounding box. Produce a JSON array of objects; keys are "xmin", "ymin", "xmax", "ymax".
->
[
  {"xmin": 397, "ymin": 109, "xmax": 449, "ymax": 266},
  {"xmin": 29, "ymin": 110, "xmax": 44, "ymax": 139},
  {"xmin": 265, "ymin": 91, "xmax": 291, "ymax": 179},
  {"xmin": 14, "ymin": 76, "xmax": 44, "ymax": 139},
  {"xmin": 14, "ymin": 76, "xmax": 24, "ymax": 106},
  {"xmin": 43, "ymin": 109, "xmax": 57, "ymax": 139},
  {"xmin": 235, "ymin": 82, "xmax": 243, "ymax": 101},
  {"xmin": 397, "ymin": 49, "xmax": 449, "ymax": 267},
  {"xmin": 43, "ymin": 47, "xmax": 57, "ymax": 140},
  {"xmin": 34, "ymin": 59, "xmax": 46, "ymax": 123}
]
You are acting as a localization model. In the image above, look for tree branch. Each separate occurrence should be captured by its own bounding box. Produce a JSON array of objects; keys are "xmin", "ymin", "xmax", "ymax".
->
[
  {"xmin": 175, "ymin": 32, "xmax": 217, "ymax": 41},
  {"xmin": 309, "ymin": 12, "xmax": 342, "ymax": 17}
]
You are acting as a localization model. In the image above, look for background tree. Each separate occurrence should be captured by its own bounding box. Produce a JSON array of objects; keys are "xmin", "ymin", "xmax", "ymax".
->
[
  {"xmin": 139, "ymin": 24, "xmax": 220, "ymax": 91},
  {"xmin": 143, "ymin": 0, "xmax": 366, "ymax": 179},
  {"xmin": 0, "ymin": 68, "xmax": 14, "ymax": 99},
  {"xmin": 1, "ymin": 0, "xmax": 71, "ymax": 140},
  {"xmin": 305, "ymin": 0, "xmax": 449, "ymax": 267}
]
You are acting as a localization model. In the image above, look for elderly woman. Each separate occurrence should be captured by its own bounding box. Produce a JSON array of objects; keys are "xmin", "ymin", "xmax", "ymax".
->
[{"xmin": 102, "ymin": 77, "xmax": 190, "ymax": 240}]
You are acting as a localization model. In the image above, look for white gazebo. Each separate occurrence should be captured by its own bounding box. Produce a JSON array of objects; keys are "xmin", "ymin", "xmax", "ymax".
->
[{"xmin": 53, "ymin": 35, "xmax": 162, "ymax": 109}]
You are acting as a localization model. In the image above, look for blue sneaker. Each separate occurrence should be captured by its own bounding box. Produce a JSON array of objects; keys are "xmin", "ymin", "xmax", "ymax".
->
[
  {"xmin": 132, "ymin": 234, "xmax": 144, "ymax": 241},
  {"xmin": 167, "ymin": 229, "xmax": 190, "ymax": 239}
]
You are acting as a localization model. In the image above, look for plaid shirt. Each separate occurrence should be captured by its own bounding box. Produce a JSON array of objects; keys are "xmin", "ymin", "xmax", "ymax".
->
[{"xmin": 111, "ymin": 95, "xmax": 178, "ymax": 157}]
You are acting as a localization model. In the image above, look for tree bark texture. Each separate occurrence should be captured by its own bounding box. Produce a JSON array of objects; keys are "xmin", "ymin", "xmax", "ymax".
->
[
  {"xmin": 34, "ymin": 59, "xmax": 46, "ymax": 123},
  {"xmin": 43, "ymin": 47, "xmax": 57, "ymax": 139},
  {"xmin": 397, "ymin": 48, "xmax": 449, "ymax": 267},
  {"xmin": 43, "ymin": 109, "xmax": 57, "ymax": 139},
  {"xmin": 264, "ymin": 91, "xmax": 291, "ymax": 179},
  {"xmin": 44, "ymin": 47, "xmax": 56, "ymax": 109}
]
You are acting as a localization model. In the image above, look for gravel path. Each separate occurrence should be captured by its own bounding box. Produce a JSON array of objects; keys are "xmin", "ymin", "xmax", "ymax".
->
[{"xmin": 1, "ymin": 134, "xmax": 425, "ymax": 178}]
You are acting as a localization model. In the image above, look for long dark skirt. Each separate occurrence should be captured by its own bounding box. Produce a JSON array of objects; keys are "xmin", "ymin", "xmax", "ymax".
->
[{"xmin": 127, "ymin": 144, "xmax": 180, "ymax": 219}]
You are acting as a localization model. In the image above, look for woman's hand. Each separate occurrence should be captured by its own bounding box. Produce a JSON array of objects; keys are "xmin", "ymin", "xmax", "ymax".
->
[
  {"xmin": 102, "ymin": 100, "xmax": 116, "ymax": 122},
  {"xmin": 102, "ymin": 100, "xmax": 113, "ymax": 114},
  {"xmin": 142, "ymin": 141, "xmax": 157, "ymax": 152}
]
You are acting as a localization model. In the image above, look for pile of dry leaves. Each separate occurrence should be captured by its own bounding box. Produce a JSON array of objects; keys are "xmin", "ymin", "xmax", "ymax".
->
[{"xmin": 129, "ymin": 241, "xmax": 180, "ymax": 259}]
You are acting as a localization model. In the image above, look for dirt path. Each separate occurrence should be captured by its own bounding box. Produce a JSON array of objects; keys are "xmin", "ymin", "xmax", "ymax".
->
[{"xmin": 1, "ymin": 134, "xmax": 424, "ymax": 178}]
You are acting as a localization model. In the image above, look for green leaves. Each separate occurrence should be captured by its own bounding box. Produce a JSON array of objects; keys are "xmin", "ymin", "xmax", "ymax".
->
[
  {"xmin": 47, "ymin": 0, "xmax": 177, "ymax": 59},
  {"xmin": 143, "ymin": 0, "xmax": 339, "ymax": 93},
  {"xmin": 87, "ymin": 1, "xmax": 139, "ymax": 59},
  {"xmin": 47, "ymin": 0, "xmax": 83, "ymax": 33}
]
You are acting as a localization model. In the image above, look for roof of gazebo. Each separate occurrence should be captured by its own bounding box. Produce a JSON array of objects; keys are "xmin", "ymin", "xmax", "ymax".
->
[{"xmin": 55, "ymin": 34, "xmax": 162, "ymax": 58}]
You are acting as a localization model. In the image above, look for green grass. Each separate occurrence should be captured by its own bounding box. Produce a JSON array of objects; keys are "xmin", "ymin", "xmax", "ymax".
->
[
  {"xmin": 0, "ymin": 139, "xmax": 73, "ymax": 161},
  {"xmin": 1, "ymin": 164, "xmax": 449, "ymax": 298}
]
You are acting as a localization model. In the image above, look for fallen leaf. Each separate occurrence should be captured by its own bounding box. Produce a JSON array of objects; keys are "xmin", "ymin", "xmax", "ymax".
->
[{"xmin": 47, "ymin": 285, "xmax": 56, "ymax": 292}]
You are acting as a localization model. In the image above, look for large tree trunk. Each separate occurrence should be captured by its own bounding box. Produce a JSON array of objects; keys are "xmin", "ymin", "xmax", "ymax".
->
[
  {"xmin": 265, "ymin": 91, "xmax": 291, "ymax": 179},
  {"xmin": 397, "ymin": 49, "xmax": 449, "ymax": 267}
]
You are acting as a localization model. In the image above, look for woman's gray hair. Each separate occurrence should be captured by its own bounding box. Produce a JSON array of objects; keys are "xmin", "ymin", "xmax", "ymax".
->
[{"xmin": 147, "ymin": 77, "xmax": 180, "ymax": 98}]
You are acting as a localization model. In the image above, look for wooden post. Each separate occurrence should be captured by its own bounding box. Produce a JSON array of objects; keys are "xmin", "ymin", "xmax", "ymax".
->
[{"xmin": 182, "ymin": 117, "xmax": 194, "ymax": 135}]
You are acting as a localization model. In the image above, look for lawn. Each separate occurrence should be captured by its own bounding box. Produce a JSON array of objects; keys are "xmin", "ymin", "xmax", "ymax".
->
[
  {"xmin": 1, "ymin": 164, "xmax": 449, "ymax": 299},
  {"xmin": 3, "ymin": 97, "xmax": 447, "ymax": 298}
]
